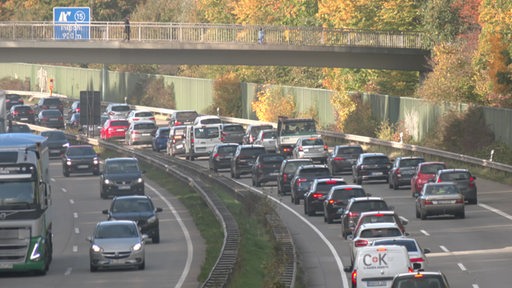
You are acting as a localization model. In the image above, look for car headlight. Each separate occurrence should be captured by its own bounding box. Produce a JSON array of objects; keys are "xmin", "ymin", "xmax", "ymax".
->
[
  {"xmin": 137, "ymin": 177, "xmax": 144, "ymax": 183},
  {"xmin": 66, "ymin": 159, "xmax": 72, "ymax": 166},
  {"xmin": 147, "ymin": 216, "xmax": 157, "ymax": 224},
  {"xmin": 104, "ymin": 179, "xmax": 111, "ymax": 184},
  {"xmin": 132, "ymin": 242, "xmax": 143, "ymax": 251},
  {"xmin": 93, "ymin": 158, "xmax": 99, "ymax": 165},
  {"xmin": 91, "ymin": 244, "xmax": 102, "ymax": 253}
]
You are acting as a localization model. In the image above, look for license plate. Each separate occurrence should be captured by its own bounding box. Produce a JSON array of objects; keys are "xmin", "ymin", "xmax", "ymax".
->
[
  {"xmin": 142, "ymin": 133, "xmax": 150, "ymax": 136},
  {"xmin": 119, "ymin": 185, "xmax": 131, "ymax": 190},
  {"xmin": 21, "ymin": 118, "xmax": 28, "ymax": 120},
  {"xmin": 0, "ymin": 263, "xmax": 13, "ymax": 269},
  {"xmin": 372, "ymin": 172, "xmax": 383, "ymax": 175},
  {"xmin": 116, "ymin": 129, "xmax": 125, "ymax": 132},
  {"xmin": 50, "ymin": 118, "xmax": 58, "ymax": 121},
  {"xmin": 176, "ymin": 144, "xmax": 183, "ymax": 149},
  {"xmin": 367, "ymin": 281, "xmax": 387, "ymax": 287},
  {"xmin": 434, "ymin": 200, "xmax": 455, "ymax": 204},
  {"xmin": 270, "ymin": 172, "xmax": 279, "ymax": 176},
  {"xmin": 78, "ymin": 165, "xmax": 89, "ymax": 169},
  {"xmin": 51, "ymin": 149, "xmax": 60, "ymax": 153}
]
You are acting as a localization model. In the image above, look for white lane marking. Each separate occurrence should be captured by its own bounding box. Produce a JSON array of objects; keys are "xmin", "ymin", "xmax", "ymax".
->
[
  {"xmin": 428, "ymin": 246, "xmax": 512, "ymax": 257},
  {"xmin": 64, "ymin": 267, "xmax": 72, "ymax": 276},
  {"xmin": 74, "ymin": 227, "xmax": 80, "ymax": 234},
  {"xmin": 458, "ymin": 263, "xmax": 467, "ymax": 271},
  {"xmin": 146, "ymin": 183, "xmax": 193, "ymax": 288},
  {"xmin": 69, "ymin": 199, "xmax": 74, "ymax": 204},
  {"xmin": 51, "ymin": 178, "xmax": 56, "ymax": 182},
  {"xmin": 73, "ymin": 212, "xmax": 78, "ymax": 218},
  {"xmin": 473, "ymin": 284, "xmax": 479, "ymax": 288},
  {"xmin": 73, "ymin": 245, "xmax": 78, "ymax": 253},
  {"xmin": 420, "ymin": 229, "xmax": 430, "ymax": 236},
  {"xmin": 440, "ymin": 245, "xmax": 449, "ymax": 252},
  {"xmin": 236, "ymin": 181, "xmax": 349, "ymax": 288},
  {"xmin": 62, "ymin": 188, "xmax": 67, "ymax": 193},
  {"xmin": 478, "ymin": 203, "xmax": 512, "ymax": 221}
]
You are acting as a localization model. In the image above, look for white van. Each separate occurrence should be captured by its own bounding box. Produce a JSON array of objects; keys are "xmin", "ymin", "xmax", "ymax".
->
[
  {"xmin": 184, "ymin": 124, "xmax": 222, "ymax": 160},
  {"xmin": 349, "ymin": 245, "xmax": 412, "ymax": 288},
  {"xmin": 193, "ymin": 115, "xmax": 222, "ymax": 126}
]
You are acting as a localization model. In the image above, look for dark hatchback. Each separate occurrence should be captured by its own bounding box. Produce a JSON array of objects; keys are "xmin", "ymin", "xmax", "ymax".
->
[
  {"xmin": 303, "ymin": 178, "xmax": 347, "ymax": 216},
  {"xmin": 36, "ymin": 109, "xmax": 65, "ymax": 129},
  {"xmin": 251, "ymin": 153, "xmax": 285, "ymax": 187},
  {"xmin": 8, "ymin": 104, "xmax": 35, "ymax": 124},
  {"xmin": 103, "ymin": 195, "xmax": 163, "ymax": 243},
  {"xmin": 340, "ymin": 197, "xmax": 392, "ymax": 239},
  {"xmin": 100, "ymin": 157, "xmax": 145, "ymax": 199},
  {"xmin": 61, "ymin": 144, "xmax": 100, "ymax": 177},
  {"xmin": 7, "ymin": 123, "xmax": 32, "ymax": 133},
  {"xmin": 323, "ymin": 185, "xmax": 368, "ymax": 223},
  {"xmin": 230, "ymin": 145, "xmax": 267, "ymax": 178},
  {"xmin": 5, "ymin": 93, "xmax": 24, "ymax": 110},
  {"xmin": 243, "ymin": 124, "xmax": 274, "ymax": 144},
  {"xmin": 290, "ymin": 164, "xmax": 331, "ymax": 205},
  {"xmin": 209, "ymin": 143, "xmax": 238, "ymax": 172},
  {"xmin": 326, "ymin": 145, "xmax": 363, "ymax": 175},
  {"xmin": 151, "ymin": 127, "xmax": 170, "ymax": 152},
  {"xmin": 40, "ymin": 130, "xmax": 69, "ymax": 158},
  {"xmin": 388, "ymin": 156, "xmax": 425, "ymax": 190},
  {"xmin": 352, "ymin": 153, "xmax": 392, "ymax": 185},
  {"xmin": 277, "ymin": 159, "xmax": 313, "ymax": 196},
  {"xmin": 221, "ymin": 124, "xmax": 245, "ymax": 144}
]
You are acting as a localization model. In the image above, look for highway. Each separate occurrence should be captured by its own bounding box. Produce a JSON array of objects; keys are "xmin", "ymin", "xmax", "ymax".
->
[{"xmin": 0, "ymin": 158, "xmax": 204, "ymax": 288}]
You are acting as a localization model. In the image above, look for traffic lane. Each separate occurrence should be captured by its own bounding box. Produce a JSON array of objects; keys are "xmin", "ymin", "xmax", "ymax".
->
[{"xmin": 0, "ymin": 160, "xmax": 202, "ymax": 288}]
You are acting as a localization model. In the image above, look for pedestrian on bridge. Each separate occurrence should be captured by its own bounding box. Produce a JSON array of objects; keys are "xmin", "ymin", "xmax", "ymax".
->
[
  {"xmin": 258, "ymin": 27, "xmax": 265, "ymax": 44},
  {"xmin": 124, "ymin": 16, "xmax": 131, "ymax": 41}
]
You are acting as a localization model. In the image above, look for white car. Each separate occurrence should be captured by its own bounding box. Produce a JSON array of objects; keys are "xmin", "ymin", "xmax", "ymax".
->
[
  {"xmin": 127, "ymin": 110, "xmax": 156, "ymax": 124},
  {"xmin": 348, "ymin": 222, "xmax": 406, "ymax": 269},
  {"xmin": 371, "ymin": 237, "xmax": 430, "ymax": 271}
]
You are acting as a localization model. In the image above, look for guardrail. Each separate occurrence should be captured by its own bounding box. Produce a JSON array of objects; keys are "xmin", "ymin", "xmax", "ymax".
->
[{"xmin": 0, "ymin": 21, "xmax": 430, "ymax": 50}]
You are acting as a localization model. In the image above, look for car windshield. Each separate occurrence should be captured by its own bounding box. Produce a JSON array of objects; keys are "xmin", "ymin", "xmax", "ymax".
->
[
  {"xmin": 363, "ymin": 156, "xmax": 389, "ymax": 164},
  {"xmin": 399, "ymin": 158, "xmax": 424, "ymax": 167},
  {"xmin": 43, "ymin": 98, "xmax": 62, "ymax": 105},
  {"xmin": 96, "ymin": 224, "xmax": 138, "ymax": 239},
  {"xmin": 281, "ymin": 121, "xmax": 316, "ymax": 136},
  {"xmin": 134, "ymin": 123, "xmax": 156, "ymax": 130},
  {"xmin": 373, "ymin": 239, "xmax": 418, "ymax": 252},
  {"xmin": 283, "ymin": 161, "xmax": 311, "ymax": 173},
  {"xmin": 199, "ymin": 118, "xmax": 221, "ymax": 125},
  {"xmin": 425, "ymin": 185, "xmax": 458, "ymax": 195},
  {"xmin": 111, "ymin": 120, "xmax": 129, "ymax": 127},
  {"xmin": 262, "ymin": 131, "xmax": 276, "ymax": 139},
  {"xmin": 175, "ymin": 111, "xmax": 198, "ymax": 121},
  {"xmin": 300, "ymin": 168, "xmax": 330, "ymax": 177},
  {"xmin": 135, "ymin": 112, "xmax": 153, "ymax": 117},
  {"xmin": 420, "ymin": 164, "xmax": 445, "ymax": 174},
  {"xmin": 332, "ymin": 188, "xmax": 366, "ymax": 200},
  {"xmin": 41, "ymin": 131, "xmax": 66, "ymax": 140},
  {"xmin": 106, "ymin": 160, "xmax": 139, "ymax": 173},
  {"xmin": 158, "ymin": 128, "xmax": 170, "ymax": 137},
  {"xmin": 315, "ymin": 181, "xmax": 346, "ymax": 192},
  {"xmin": 337, "ymin": 147, "xmax": 362, "ymax": 156},
  {"xmin": 111, "ymin": 105, "xmax": 130, "ymax": 112},
  {"xmin": 439, "ymin": 172, "xmax": 470, "ymax": 181},
  {"xmin": 112, "ymin": 199, "xmax": 153, "ymax": 213},
  {"xmin": 260, "ymin": 154, "xmax": 285, "ymax": 163},
  {"xmin": 360, "ymin": 228, "xmax": 402, "ymax": 238},
  {"xmin": 223, "ymin": 125, "xmax": 244, "ymax": 132},
  {"xmin": 42, "ymin": 110, "xmax": 62, "ymax": 116},
  {"xmin": 351, "ymin": 201, "xmax": 389, "ymax": 212},
  {"xmin": 393, "ymin": 275, "xmax": 446, "ymax": 288},
  {"xmin": 250, "ymin": 125, "xmax": 273, "ymax": 137},
  {"xmin": 218, "ymin": 146, "xmax": 237, "ymax": 154},
  {"xmin": 68, "ymin": 146, "xmax": 96, "ymax": 156},
  {"xmin": 240, "ymin": 148, "xmax": 266, "ymax": 156},
  {"xmin": 301, "ymin": 138, "xmax": 324, "ymax": 146},
  {"xmin": 14, "ymin": 106, "xmax": 32, "ymax": 112},
  {"xmin": 195, "ymin": 127, "xmax": 220, "ymax": 138},
  {"xmin": 360, "ymin": 215, "xmax": 397, "ymax": 225},
  {"xmin": 9, "ymin": 125, "xmax": 31, "ymax": 132}
]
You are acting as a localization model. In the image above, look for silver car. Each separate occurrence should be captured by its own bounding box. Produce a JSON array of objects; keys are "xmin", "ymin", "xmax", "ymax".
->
[
  {"xmin": 253, "ymin": 129, "xmax": 277, "ymax": 152},
  {"xmin": 88, "ymin": 220, "xmax": 147, "ymax": 272},
  {"xmin": 292, "ymin": 136, "xmax": 328, "ymax": 163},
  {"xmin": 125, "ymin": 120, "xmax": 158, "ymax": 145},
  {"xmin": 415, "ymin": 182, "xmax": 465, "ymax": 219},
  {"xmin": 371, "ymin": 237, "xmax": 431, "ymax": 271}
]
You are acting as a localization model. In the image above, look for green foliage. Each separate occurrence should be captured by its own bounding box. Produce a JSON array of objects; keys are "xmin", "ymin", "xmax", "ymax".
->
[
  {"xmin": 131, "ymin": 0, "xmax": 193, "ymax": 22},
  {"xmin": 206, "ymin": 72, "xmax": 242, "ymax": 117},
  {"xmin": 0, "ymin": 76, "xmax": 30, "ymax": 91},
  {"xmin": 420, "ymin": 0, "xmax": 462, "ymax": 45},
  {"xmin": 375, "ymin": 119, "xmax": 413, "ymax": 143},
  {"xmin": 343, "ymin": 94, "xmax": 378, "ymax": 137},
  {"xmin": 251, "ymin": 86, "xmax": 296, "ymax": 122},
  {"xmin": 140, "ymin": 77, "xmax": 176, "ymax": 109}
]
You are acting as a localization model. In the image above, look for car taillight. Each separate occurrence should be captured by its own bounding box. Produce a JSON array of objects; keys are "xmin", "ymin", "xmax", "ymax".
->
[
  {"xmin": 133, "ymin": 118, "xmax": 139, "ymax": 121},
  {"xmin": 283, "ymin": 174, "xmax": 288, "ymax": 182},
  {"xmin": 256, "ymin": 164, "xmax": 262, "ymax": 169},
  {"xmin": 298, "ymin": 146, "xmax": 303, "ymax": 151},
  {"xmin": 249, "ymin": 135, "xmax": 254, "ymax": 143},
  {"xmin": 324, "ymin": 145, "xmax": 328, "ymax": 151},
  {"xmin": 408, "ymin": 267, "xmax": 414, "ymax": 273},
  {"xmin": 76, "ymin": 107, "xmax": 80, "ymax": 113},
  {"xmin": 312, "ymin": 193, "xmax": 323, "ymax": 199},
  {"xmin": 213, "ymin": 153, "xmax": 219, "ymax": 160},
  {"xmin": 28, "ymin": 110, "xmax": 34, "ymax": 114},
  {"xmin": 437, "ymin": 178, "xmax": 442, "ymax": 183},
  {"xmin": 410, "ymin": 257, "xmax": 424, "ymax": 263},
  {"xmin": 469, "ymin": 176, "xmax": 476, "ymax": 187},
  {"xmin": 328, "ymin": 199, "xmax": 335, "ymax": 204},
  {"xmin": 175, "ymin": 121, "xmax": 182, "ymax": 126},
  {"xmin": 351, "ymin": 270, "xmax": 357, "ymax": 286},
  {"xmin": 354, "ymin": 239, "xmax": 368, "ymax": 247},
  {"xmin": 12, "ymin": 111, "xmax": 19, "ymax": 115},
  {"xmin": 42, "ymin": 105, "xmax": 49, "ymax": 109},
  {"xmin": 333, "ymin": 157, "xmax": 344, "ymax": 161},
  {"xmin": 455, "ymin": 199, "xmax": 464, "ymax": 204},
  {"xmin": 297, "ymin": 178, "xmax": 307, "ymax": 184},
  {"xmin": 149, "ymin": 117, "xmax": 155, "ymax": 121},
  {"xmin": 108, "ymin": 111, "xmax": 114, "ymax": 115},
  {"xmin": 395, "ymin": 168, "xmax": 401, "ymax": 175},
  {"xmin": 424, "ymin": 199, "xmax": 433, "ymax": 205},
  {"xmin": 191, "ymin": 138, "xmax": 194, "ymax": 143},
  {"xmin": 325, "ymin": 180, "xmax": 339, "ymax": 184},
  {"xmin": 348, "ymin": 211, "xmax": 359, "ymax": 218}
]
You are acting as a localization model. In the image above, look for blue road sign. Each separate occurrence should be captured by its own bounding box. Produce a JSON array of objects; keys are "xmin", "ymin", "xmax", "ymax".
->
[{"xmin": 53, "ymin": 7, "xmax": 90, "ymax": 40}]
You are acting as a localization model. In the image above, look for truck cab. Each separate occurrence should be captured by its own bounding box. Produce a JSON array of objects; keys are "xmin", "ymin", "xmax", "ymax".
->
[
  {"xmin": 276, "ymin": 116, "xmax": 317, "ymax": 156},
  {"xmin": 184, "ymin": 124, "xmax": 223, "ymax": 160}
]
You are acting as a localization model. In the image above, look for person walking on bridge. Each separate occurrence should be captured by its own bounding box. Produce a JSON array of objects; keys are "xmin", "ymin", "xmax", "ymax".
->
[
  {"xmin": 124, "ymin": 16, "xmax": 131, "ymax": 41},
  {"xmin": 258, "ymin": 27, "xmax": 265, "ymax": 44}
]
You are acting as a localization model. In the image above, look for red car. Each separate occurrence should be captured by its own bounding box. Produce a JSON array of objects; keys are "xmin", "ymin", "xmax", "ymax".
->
[
  {"xmin": 410, "ymin": 162, "xmax": 447, "ymax": 196},
  {"xmin": 100, "ymin": 119, "xmax": 130, "ymax": 140}
]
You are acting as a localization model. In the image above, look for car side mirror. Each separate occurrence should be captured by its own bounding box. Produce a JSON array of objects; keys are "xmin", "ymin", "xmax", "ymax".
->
[
  {"xmin": 346, "ymin": 235, "xmax": 354, "ymax": 241},
  {"xmin": 141, "ymin": 234, "xmax": 150, "ymax": 243},
  {"xmin": 86, "ymin": 236, "xmax": 93, "ymax": 242},
  {"xmin": 423, "ymin": 248, "xmax": 431, "ymax": 254},
  {"xmin": 413, "ymin": 192, "xmax": 419, "ymax": 198},
  {"xmin": 388, "ymin": 205, "xmax": 395, "ymax": 211},
  {"xmin": 343, "ymin": 266, "xmax": 353, "ymax": 272},
  {"xmin": 156, "ymin": 207, "xmax": 163, "ymax": 213},
  {"xmin": 404, "ymin": 232, "xmax": 410, "ymax": 236},
  {"xmin": 102, "ymin": 209, "xmax": 108, "ymax": 214},
  {"xmin": 337, "ymin": 208, "xmax": 345, "ymax": 215},
  {"xmin": 399, "ymin": 216, "xmax": 408, "ymax": 225},
  {"xmin": 365, "ymin": 193, "xmax": 372, "ymax": 197}
]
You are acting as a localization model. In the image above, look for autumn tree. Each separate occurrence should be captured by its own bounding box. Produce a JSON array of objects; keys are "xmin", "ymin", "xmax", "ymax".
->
[
  {"xmin": 140, "ymin": 77, "xmax": 176, "ymax": 109},
  {"xmin": 206, "ymin": 72, "xmax": 243, "ymax": 117},
  {"xmin": 420, "ymin": 0, "xmax": 462, "ymax": 44},
  {"xmin": 322, "ymin": 68, "xmax": 356, "ymax": 132},
  {"xmin": 251, "ymin": 86, "xmax": 295, "ymax": 122}
]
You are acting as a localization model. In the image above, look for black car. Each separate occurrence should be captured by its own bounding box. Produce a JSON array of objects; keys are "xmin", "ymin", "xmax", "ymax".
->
[
  {"xmin": 61, "ymin": 144, "xmax": 100, "ymax": 177},
  {"xmin": 352, "ymin": 153, "xmax": 392, "ymax": 185},
  {"xmin": 7, "ymin": 123, "xmax": 32, "ymax": 133},
  {"xmin": 36, "ymin": 109, "xmax": 65, "ymax": 129},
  {"xmin": 277, "ymin": 159, "xmax": 313, "ymax": 196},
  {"xmin": 230, "ymin": 145, "xmax": 267, "ymax": 178},
  {"xmin": 326, "ymin": 145, "xmax": 363, "ymax": 175},
  {"xmin": 152, "ymin": 127, "xmax": 170, "ymax": 152},
  {"xmin": 303, "ymin": 178, "xmax": 346, "ymax": 216},
  {"xmin": 251, "ymin": 153, "xmax": 285, "ymax": 187},
  {"xmin": 5, "ymin": 93, "xmax": 24, "ymax": 110},
  {"xmin": 388, "ymin": 156, "xmax": 425, "ymax": 190},
  {"xmin": 221, "ymin": 124, "xmax": 245, "ymax": 144},
  {"xmin": 34, "ymin": 97, "xmax": 64, "ymax": 114},
  {"xmin": 100, "ymin": 157, "xmax": 145, "ymax": 199},
  {"xmin": 102, "ymin": 195, "xmax": 163, "ymax": 243},
  {"xmin": 8, "ymin": 104, "xmax": 35, "ymax": 124},
  {"xmin": 40, "ymin": 130, "xmax": 69, "ymax": 158},
  {"xmin": 340, "ymin": 197, "xmax": 392, "ymax": 239},
  {"xmin": 322, "ymin": 185, "xmax": 368, "ymax": 223},
  {"xmin": 242, "ymin": 124, "xmax": 274, "ymax": 144},
  {"xmin": 209, "ymin": 143, "xmax": 238, "ymax": 172},
  {"xmin": 289, "ymin": 164, "xmax": 331, "ymax": 205},
  {"xmin": 167, "ymin": 110, "xmax": 198, "ymax": 127}
]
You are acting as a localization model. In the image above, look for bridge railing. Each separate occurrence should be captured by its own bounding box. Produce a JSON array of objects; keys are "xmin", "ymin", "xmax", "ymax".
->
[{"xmin": 0, "ymin": 21, "xmax": 430, "ymax": 49}]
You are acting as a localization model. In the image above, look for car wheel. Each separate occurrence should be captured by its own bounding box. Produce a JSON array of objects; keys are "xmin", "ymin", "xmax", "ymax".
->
[
  {"xmin": 457, "ymin": 210, "xmax": 465, "ymax": 219},
  {"xmin": 93, "ymin": 170, "xmax": 100, "ymax": 176},
  {"xmin": 294, "ymin": 196, "xmax": 300, "ymax": 205},
  {"xmin": 393, "ymin": 180, "xmax": 399, "ymax": 190},
  {"xmin": 469, "ymin": 198, "xmax": 477, "ymax": 205},
  {"xmin": 327, "ymin": 214, "xmax": 334, "ymax": 224},
  {"xmin": 213, "ymin": 166, "xmax": 218, "ymax": 173},
  {"xmin": 63, "ymin": 170, "xmax": 69, "ymax": 177},
  {"xmin": 389, "ymin": 180, "xmax": 393, "ymax": 189},
  {"xmin": 415, "ymin": 208, "xmax": 420, "ymax": 219},
  {"xmin": 290, "ymin": 194, "xmax": 295, "ymax": 203},
  {"xmin": 255, "ymin": 179, "xmax": 261, "ymax": 187},
  {"xmin": 153, "ymin": 231, "xmax": 160, "ymax": 244},
  {"xmin": 356, "ymin": 177, "xmax": 362, "ymax": 185},
  {"xmin": 90, "ymin": 263, "xmax": 97, "ymax": 272},
  {"xmin": 234, "ymin": 168, "xmax": 240, "ymax": 179},
  {"xmin": 420, "ymin": 209, "xmax": 427, "ymax": 220},
  {"xmin": 307, "ymin": 205, "xmax": 315, "ymax": 217},
  {"xmin": 138, "ymin": 261, "xmax": 145, "ymax": 270}
]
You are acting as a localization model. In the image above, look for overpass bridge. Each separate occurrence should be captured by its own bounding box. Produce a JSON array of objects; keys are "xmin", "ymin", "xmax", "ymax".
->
[{"xmin": 0, "ymin": 22, "xmax": 431, "ymax": 72}]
